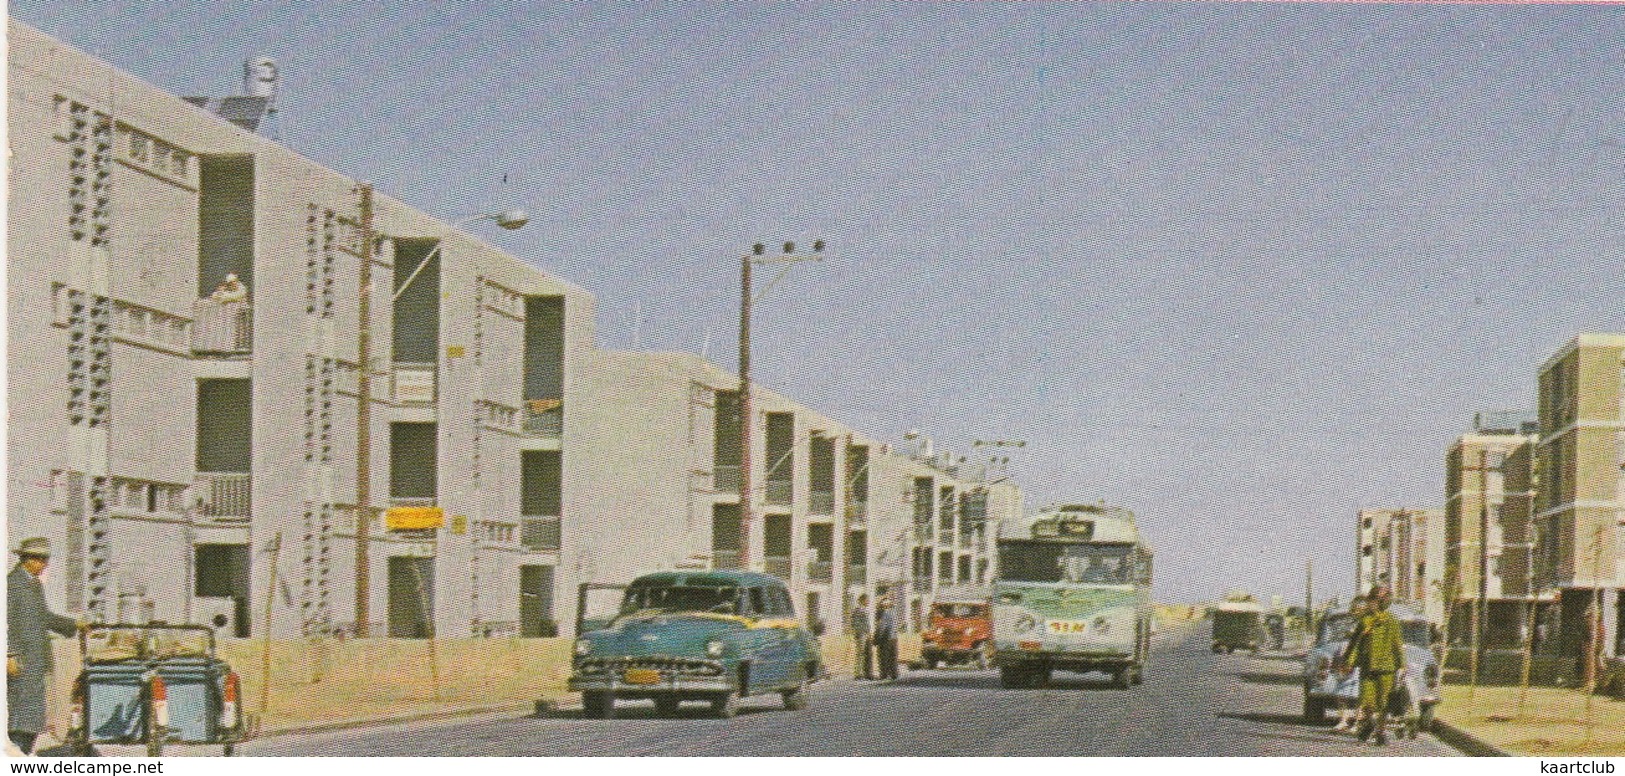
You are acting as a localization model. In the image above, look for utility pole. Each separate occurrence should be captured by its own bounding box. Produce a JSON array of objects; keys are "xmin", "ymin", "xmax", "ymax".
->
[
  {"xmin": 1304, "ymin": 558, "xmax": 1313, "ymax": 646},
  {"xmin": 354, "ymin": 183, "xmax": 375, "ymax": 637},
  {"xmin": 736, "ymin": 240, "xmax": 823, "ymax": 569}
]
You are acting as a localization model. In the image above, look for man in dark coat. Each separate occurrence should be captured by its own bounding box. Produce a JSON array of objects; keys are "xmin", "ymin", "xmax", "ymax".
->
[
  {"xmin": 874, "ymin": 595, "xmax": 899, "ymax": 680},
  {"xmin": 8, "ymin": 538, "xmax": 78, "ymax": 754},
  {"xmin": 850, "ymin": 593, "xmax": 874, "ymax": 679}
]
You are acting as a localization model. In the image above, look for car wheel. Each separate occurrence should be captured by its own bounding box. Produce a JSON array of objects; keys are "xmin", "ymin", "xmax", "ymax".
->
[
  {"xmin": 582, "ymin": 692, "xmax": 613, "ymax": 719},
  {"xmin": 1212, "ymin": 644, "xmax": 1222, "ymax": 654},
  {"xmin": 710, "ymin": 690, "xmax": 739, "ymax": 719},
  {"xmin": 999, "ymin": 665, "xmax": 1027, "ymax": 689},
  {"xmin": 1130, "ymin": 664, "xmax": 1144, "ymax": 685},
  {"xmin": 1417, "ymin": 703, "xmax": 1435, "ymax": 734},
  {"xmin": 1113, "ymin": 667, "xmax": 1132, "ymax": 690},
  {"xmin": 653, "ymin": 696, "xmax": 681, "ymax": 717},
  {"xmin": 1303, "ymin": 695, "xmax": 1326, "ymax": 724},
  {"xmin": 924, "ymin": 657, "xmax": 939, "ymax": 670},
  {"xmin": 223, "ymin": 744, "xmax": 235, "ymax": 757},
  {"xmin": 781, "ymin": 679, "xmax": 808, "ymax": 711},
  {"xmin": 975, "ymin": 643, "xmax": 992, "ymax": 670}
]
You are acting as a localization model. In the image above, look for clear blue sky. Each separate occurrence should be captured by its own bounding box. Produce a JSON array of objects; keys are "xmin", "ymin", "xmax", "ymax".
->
[{"xmin": 13, "ymin": 1, "xmax": 1624, "ymax": 605}]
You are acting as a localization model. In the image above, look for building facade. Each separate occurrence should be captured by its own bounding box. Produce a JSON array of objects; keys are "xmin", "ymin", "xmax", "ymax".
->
[
  {"xmin": 1443, "ymin": 414, "xmax": 1540, "ymax": 648},
  {"xmin": 1533, "ymin": 335, "xmax": 1625, "ymax": 668},
  {"xmin": 7, "ymin": 22, "xmax": 1025, "ymax": 642},
  {"xmin": 1356, "ymin": 507, "xmax": 1445, "ymax": 623}
]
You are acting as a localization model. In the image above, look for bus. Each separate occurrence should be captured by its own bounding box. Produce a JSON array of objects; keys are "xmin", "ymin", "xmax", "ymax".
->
[{"xmin": 991, "ymin": 504, "xmax": 1153, "ymax": 689}]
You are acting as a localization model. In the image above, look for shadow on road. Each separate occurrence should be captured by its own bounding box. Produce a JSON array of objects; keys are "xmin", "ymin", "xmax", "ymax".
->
[
  {"xmin": 1234, "ymin": 671, "xmax": 1303, "ymax": 686},
  {"xmin": 889, "ymin": 671, "xmax": 1128, "ymax": 692},
  {"xmin": 538, "ymin": 702, "xmax": 783, "ymax": 721},
  {"xmin": 1218, "ymin": 711, "xmax": 1328, "ymax": 728}
]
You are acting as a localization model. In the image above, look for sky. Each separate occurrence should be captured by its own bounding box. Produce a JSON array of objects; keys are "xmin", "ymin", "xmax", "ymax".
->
[{"xmin": 11, "ymin": 1, "xmax": 1625, "ymax": 605}]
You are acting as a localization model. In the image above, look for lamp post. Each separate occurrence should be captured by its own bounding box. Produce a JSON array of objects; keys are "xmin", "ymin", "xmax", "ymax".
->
[
  {"xmin": 737, "ymin": 240, "xmax": 824, "ymax": 569},
  {"xmin": 351, "ymin": 187, "xmax": 528, "ymax": 638}
]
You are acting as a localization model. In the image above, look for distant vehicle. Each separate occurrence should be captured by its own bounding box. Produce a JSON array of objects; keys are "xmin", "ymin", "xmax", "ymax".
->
[
  {"xmin": 921, "ymin": 585, "xmax": 993, "ymax": 669},
  {"xmin": 1301, "ymin": 605, "xmax": 1441, "ymax": 730},
  {"xmin": 568, "ymin": 570, "xmax": 820, "ymax": 719},
  {"xmin": 991, "ymin": 504, "xmax": 1153, "ymax": 689},
  {"xmin": 1211, "ymin": 595, "xmax": 1266, "ymax": 654}
]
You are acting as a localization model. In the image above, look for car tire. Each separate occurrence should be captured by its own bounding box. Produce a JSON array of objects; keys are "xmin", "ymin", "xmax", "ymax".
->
[
  {"xmin": 924, "ymin": 656, "xmax": 939, "ymax": 670},
  {"xmin": 1303, "ymin": 695, "xmax": 1326, "ymax": 724},
  {"xmin": 582, "ymin": 692, "xmax": 613, "ymax": 719},
  {"xmin": 1212, "ymin": 644, "xmax": 1222, "ymax": 654},
  {"xmin": 1130, "ymin": 664, "xmax": 1144, "ymax": 685},
  {"xmin": 1113, "ymin": 667, "xmax": 1132, "ymax": 690},
  {"xmin": 710, "ymin": 690, "xmax": 739, "ymax": 719},
  {"xmin": 653, "ymin": 696, "xmax": 681, "ymax": 717},
  {"xmin": 1417, "ymin": 703, "xmax": 1435, "ymax": 734},
  {"xmin": 975, "ymin": 643, "xmax": 992, "ymax": 670},
  {"xmin": 999, "ymin": 665, "xmax": 1027, "ymax": 689},
  {"xmin": 781, "ymin": 679, "xmax": 808, "ymax": 711}
]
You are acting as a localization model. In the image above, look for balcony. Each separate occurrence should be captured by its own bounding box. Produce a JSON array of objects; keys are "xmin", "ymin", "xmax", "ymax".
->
[
  {"xmin": 913, "ymin": 523, "xmax": 934, "ymax": 543},
  {"xmin": 764, "ymin": 479, "xmax": 792, "ymax": 506},
  {"xmin": 191, "ymin": 299, "xmax": 252, "ymax": 355},
  {"xmin": 393, "ymin": 363, "xmax": 436, "ymax": 404},
  {"xmin": 764, "ymin": 555, "xmax": 791, "ymax": 581},
  {"xmin": 523, "ymin": 399, "xmax": 563, "ymax": 437},
  {"xmin": 475, "ymin": 519, "xmax": 519, "ymax": 548},
  {"xmin": 712, "ymin": 465, "xmax": 740, "ymax": 492},
  {"xmin": 807, "ymin": 560, "xmax": 833, "ymax": 583},
  {"xmin": 809, "ymin": 490, "xmax": 835, "ymax": 515},
  {"xmin": 958, "ymin": 532, "xmax": 974, "ymax": 550},
  {"xmin": 520, "ymin": 515, "xmax": 561, "ymax": 552},
  {"xmin": 711, "ymin": 550, "xmax": 742, "ymax": 570},
  {"xmin": 387, "ymin": 497, "xmax": 439, "ymax": 539},
  {"xmin": 846, "ymin": 564, "xmax": 867, "ymax": 585},
  {"xmin": 845, "ymin": 500, "xmax": 867, "ymax": 524},
  {"xmin": 193, "ymin": 472, "xmax": 250, "ymax": 523},
  {"xmin": 911, "ymin": 578, "xmax": 933, "ymax": 593}
]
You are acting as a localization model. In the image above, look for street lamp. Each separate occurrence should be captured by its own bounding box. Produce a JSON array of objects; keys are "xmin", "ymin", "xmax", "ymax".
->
[
  {"xmin": 737, "ymin": 239, "xmax": 825, "ymax": 570},
  {"xmin": 352, "ymin": 187, "xmax": 528, "ymax": 638}
]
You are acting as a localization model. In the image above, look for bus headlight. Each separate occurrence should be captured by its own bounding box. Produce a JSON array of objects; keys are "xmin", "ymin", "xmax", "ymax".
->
[
  {"xmin": 1015, "ymin": 614, "xmax": 1037, "ymax": 633},
  {"xmin": 1092, "ymin": 616, "xmax": 1110, "ymax": 634}
]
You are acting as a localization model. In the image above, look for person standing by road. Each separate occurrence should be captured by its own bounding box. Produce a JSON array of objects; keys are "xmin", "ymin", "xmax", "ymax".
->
[
  {"xmin": 8, "ymin": 538, "xmax": 79, "ymax": 755},
  {"xmin": 874, "ymin": 595, "xmax": 899, "ymax": 681},
  {"xmin": 1331, "ymin": 595, "xmax": 1370, "ymax": 734},
  {"xmin": 850, "ymin": 593, "xmax": 874, "ymax": 680},
  {"xmin": 1343, "ymin": 585, "xmax": 1404, "ymax": 745}
]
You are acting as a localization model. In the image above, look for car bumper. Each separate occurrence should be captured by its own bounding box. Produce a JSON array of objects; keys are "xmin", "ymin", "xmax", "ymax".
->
[{"xmin": 569, "ymin": 673, "xmax": 735, "ymax": 695}]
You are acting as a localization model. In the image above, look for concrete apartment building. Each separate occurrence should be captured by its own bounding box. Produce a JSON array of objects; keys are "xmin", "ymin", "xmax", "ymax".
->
[
  {"xmin": 1443, "ymin": 413, "xmax": 1541, "ymax": 648},
  {"xmin": 7, "ymin": 22, "xmax": 1023, "ymax": 642},
  {"xmin": 1533, "ymin": 335, "xmax": 1625, "ymax": 668},
  {"xmin": 575, "ymin": 350, "xmax": 1021, "ymax": 634},
  {"xmin": 1356, "ymin": 507, "xmax": 1446, "ymax": 623}
]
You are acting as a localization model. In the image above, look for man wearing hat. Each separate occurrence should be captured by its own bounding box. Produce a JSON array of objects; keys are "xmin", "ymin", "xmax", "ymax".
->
[
  {"xmin": 874, "ymin": 595, "xmax": 899, "ymax": 681},
  {"xmin": 8, "ymin": 538, "xmax": 79, "ymax": 754}
]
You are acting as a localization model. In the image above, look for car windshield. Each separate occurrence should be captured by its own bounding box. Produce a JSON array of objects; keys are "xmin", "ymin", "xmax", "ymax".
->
[
  {"xmin": 1320, "ymin": 614, "xmax": 1358, "ymax": 644},
  {"xmin": 1402, "ymin": 620, "xmax": 1432, "ymax": 648},
  {"xmin": 934, "ymin": 604, "xmax": 985, "ymax": 619},
  {"xmin": 619, "ymin": 584, "xmax": 739, "ymax": 617},
  {"xmin": 997, "ymin": 542, "xmax": 1132, "ymax": 584}
]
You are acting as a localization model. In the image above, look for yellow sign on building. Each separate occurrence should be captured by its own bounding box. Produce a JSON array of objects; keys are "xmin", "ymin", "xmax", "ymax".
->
[{"xmin": 385, "ymin": 506, "xmax": 445, "ymax": 531}]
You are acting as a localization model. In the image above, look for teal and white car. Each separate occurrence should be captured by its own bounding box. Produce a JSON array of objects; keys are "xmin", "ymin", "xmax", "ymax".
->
[{"xmin": 568, "ymin": 570, "xmax": 820, "ymax": 718}]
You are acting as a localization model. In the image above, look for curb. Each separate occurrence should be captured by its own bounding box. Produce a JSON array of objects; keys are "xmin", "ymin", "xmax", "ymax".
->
[
  {"xmin": 256, "ymin": 698, "xmax": 557, "ymax": 739},
  {"xmin": 1432, "ymin": 719, "xmax": 1513, "ymax": 757}
]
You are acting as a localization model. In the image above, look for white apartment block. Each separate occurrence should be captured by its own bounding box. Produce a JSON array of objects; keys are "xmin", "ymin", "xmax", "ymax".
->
[
  {"xmin": 8, "ymin": 22, "xmax": 1024, "ymax": 641},
  {"xmin": 1356, "ymin": 508, "xmax": 1446, "ymax": 623}
]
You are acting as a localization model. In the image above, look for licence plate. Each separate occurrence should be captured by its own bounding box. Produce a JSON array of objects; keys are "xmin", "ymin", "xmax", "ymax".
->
[
  {"xmin": 623, "ymin": 668, "xmax": 662, "ymax": 685},
  {"xmin": 1046, "ymin": 620, "xmax": 1088, "ymax": 634}
]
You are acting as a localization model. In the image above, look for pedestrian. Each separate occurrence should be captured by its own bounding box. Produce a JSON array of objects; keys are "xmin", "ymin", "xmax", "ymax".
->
[
  {"xmin": 8, "ymin": 538, "xmax": 79, "ymax": 755},
  {"xmin": 210, "ymin": 273, "xmax": 248, "ymax": 303},
  {"xmin": 850, "ymin": 593, "xmax": 874, "ymax": 680},
  {"xmin": 1330, "ymin": 595, "xmax": 1369, "ymax": 734},
  {"xmin": 1342, "ymin": 585, "xmax": 1404, "ymax": 745},
  {"xmin": 874, "ymin": 595, "xmax": 899, "ymax": 681}
]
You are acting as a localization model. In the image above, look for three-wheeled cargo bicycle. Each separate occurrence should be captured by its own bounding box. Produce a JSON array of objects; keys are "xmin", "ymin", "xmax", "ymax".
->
[{"xmin": 65, "ymin": 623, "xmax": 246, "ymax": 757}]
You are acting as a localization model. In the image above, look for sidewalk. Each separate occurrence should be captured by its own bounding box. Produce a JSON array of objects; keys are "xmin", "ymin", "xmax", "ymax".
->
[
  {"xmin": 251, "ymin": 687, "xmax": 578, "ymax": 738},
  {"xmin": 1436, "ymin": 684, "xmax": 1625, "ymax": 756}
]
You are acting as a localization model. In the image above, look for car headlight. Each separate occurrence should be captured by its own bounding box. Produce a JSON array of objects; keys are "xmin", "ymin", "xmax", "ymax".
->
[
  {"xmin": 573, "ymin": 639, "xmax": 592, "ymax": 656},
  {"xmin": 1015, "ymin": 614, "xmax": 1037, "ymax": 633},
  {"xmin": 1092, "ymin": 616, "xmax": 1110, "ymax": 635},
  {"xmin": 706, "ymin": 640, "xmax": 725, "ymax": 658}
]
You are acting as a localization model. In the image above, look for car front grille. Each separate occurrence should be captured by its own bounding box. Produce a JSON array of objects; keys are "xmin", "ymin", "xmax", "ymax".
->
[{"xmin": 575, "ymin": 656, "xmax": 725, "ymax": 677}]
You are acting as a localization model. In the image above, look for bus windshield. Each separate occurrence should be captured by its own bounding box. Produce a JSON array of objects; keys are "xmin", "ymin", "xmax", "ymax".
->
[{"xmin": 998, "ymin": 542, "xmax": 1134, "ymax": 584}]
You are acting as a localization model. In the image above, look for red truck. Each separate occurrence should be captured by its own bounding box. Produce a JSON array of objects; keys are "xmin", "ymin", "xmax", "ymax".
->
[{"xmin": 921, "ymin": 594, "xmax": 993, "ymax": 669}]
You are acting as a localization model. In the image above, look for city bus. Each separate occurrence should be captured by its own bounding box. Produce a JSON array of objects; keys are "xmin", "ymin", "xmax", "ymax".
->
[{"xmin": 991, "ymin": 504, "xmax": 1153, "ymax": 689}]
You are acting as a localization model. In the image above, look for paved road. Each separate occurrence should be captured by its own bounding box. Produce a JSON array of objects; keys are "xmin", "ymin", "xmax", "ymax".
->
[{"xmin": 238, "ymin": 624, "xmax": 1458, "ymax": 756}]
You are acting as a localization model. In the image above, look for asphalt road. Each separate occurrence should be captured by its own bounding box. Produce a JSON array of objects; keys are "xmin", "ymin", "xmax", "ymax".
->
[{"xmin": 235, "ymin": 623, "xmax": 1459, "ymax": 757}]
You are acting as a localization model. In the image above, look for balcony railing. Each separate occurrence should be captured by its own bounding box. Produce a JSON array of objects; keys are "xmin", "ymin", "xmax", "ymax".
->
[
  {"xmin": 807, "ymin": 560, "xmax": 833, "ymax": 583},
  {"xmin": 845, "ymin": 500, "xmax": 867, "ymax": 523},
  {"xmin": 711, "ymin": 550, "xmax": 742, "ymax": 570},
  {"xmin": 846, "ymin": 564, "xmax": 867, "ymax": 585},
  {"xmin": 521, "ymin": 515, "xmax": 561, "ymax": 551},
  {"xmin": 764, "ymin": 480, "xmax": 792, "ymax": 506},
  {"xmin": 387, "ymin": 497, "xmax": 438, "ymax": 539},
  {"xmin": 809, "ymin": 490, "xmax": 835, "ymax": 515},
  {"xmin": 393, "ymin": 363, "xmax": 437, "ymax": 404},
  {"xmin": 191, "ymin": 299, "xmax": 252, "ymax": 355},
  {"xmin": 911, "ymin": 578, "xmax": 933, "ymax": 593},
  {"xmin": 712, "ymin": 465, "xmax": 740, "ymax": 492},
  {"xmin": 764, "ymin": 556, "xmax": 791, "ymax": 580},
  {"xmin": 523, "ymin": 399, "xmax": 563, "ymax": 437},
  {"xmin": 475, "ymin": 520, "xmax": 519, "ymax": 548},
  {"xmin": 193, "ymin": 472, "xmax": 250, "ymax": 522}
]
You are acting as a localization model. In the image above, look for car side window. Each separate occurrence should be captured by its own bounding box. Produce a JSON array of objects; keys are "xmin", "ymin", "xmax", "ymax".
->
[
  {"xmin": 744, "ymin": 587, "xmax": 767, "ymax": 617},
  {"xmin": 769, "ymin": 586, "xmax": 794, "ymax": 617}
]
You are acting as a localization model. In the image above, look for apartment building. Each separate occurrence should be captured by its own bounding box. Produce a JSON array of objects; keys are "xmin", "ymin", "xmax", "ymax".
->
[
  {"xmin": 7, "ymin": 21, "xmax": 595, "ymax": 639},
  {"xmin": 571, "ymin": 350, "xmax": 1021, "ymax": 635},
  {"xmin": 1443, "ymin": 413, "xmax": 1540, "ymax": 648},
  {"xmin": 1355, "ymin": 507, "xmax": 1446, "ymax": 623},
  {"xmin": 1534, "ymin": 335, "xmax": 1625, "ymax": 666}
]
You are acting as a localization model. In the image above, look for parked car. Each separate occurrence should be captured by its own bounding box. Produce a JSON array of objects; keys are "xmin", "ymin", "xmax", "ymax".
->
[
  {"xmin": 568, "ymin": 570, "xmax": 820, "ymax": 719},
  {"xmin": 921, "ymin": 586, "xmax": 993, "ymax": 669},
  {"xmin": 1301, "ymin": 605, "xmax": 1441, "ymax": 730}
]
